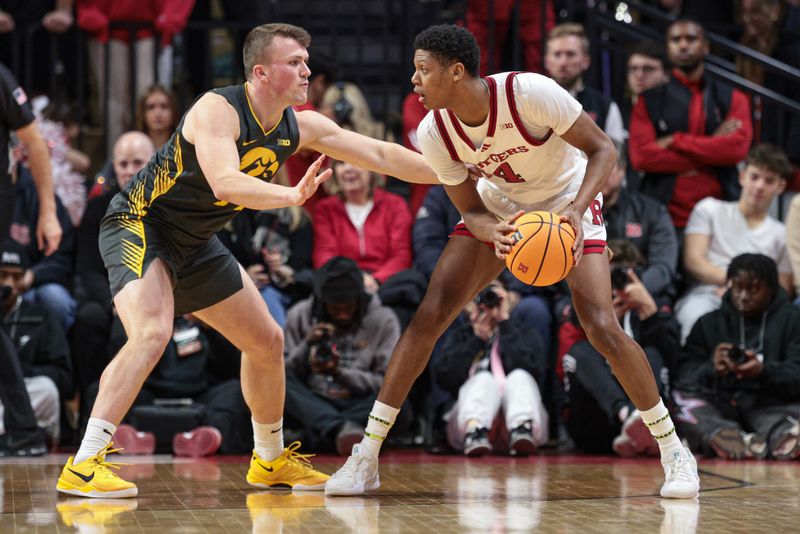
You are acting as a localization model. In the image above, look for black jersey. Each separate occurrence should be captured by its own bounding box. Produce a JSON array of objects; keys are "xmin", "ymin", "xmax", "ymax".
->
[{"xmin": 104, "ymin": 83, "xmax": 301, "ymax": 249}]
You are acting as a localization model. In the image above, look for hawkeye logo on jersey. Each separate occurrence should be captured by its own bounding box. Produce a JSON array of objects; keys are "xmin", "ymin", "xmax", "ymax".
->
[{"xmin": 240, "ymin": 147, "xmax": 279, "ymax": 179}]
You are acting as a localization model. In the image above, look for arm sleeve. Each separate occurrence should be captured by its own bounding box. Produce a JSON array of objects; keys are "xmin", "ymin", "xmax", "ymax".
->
[
  {"xmin": 640, "ymin": 203, "xmax": 679, "ymax": 296},
  {"xmin": 628, "ymin": 96, "xmax": 699, "ymax": 173},
  {"xmin": 670, "ymin": 90, "xmax": 753, "ymax": 166},
  {"xmin": 311, "ymin": 201, "xmax": 340, "ymax": 269},
  {"xmin": 371, "ymin": 197, "xmax": 413, "ymax": 283},
  {"xmin": 514, "ymin": 73, "xmax": 582, "ymax": 136},
  {"xmin": 417, "ymin": 114, "xmax": 469, "ymax": 185},
  {"xmin": 0, "ymin": 64, "xmax": 35, "ymax": 131}
]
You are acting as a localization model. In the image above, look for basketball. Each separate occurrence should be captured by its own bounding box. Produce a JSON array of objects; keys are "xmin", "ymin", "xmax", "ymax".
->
[{"xmin": 505, "ymin": 211, "xmax": 576, "ymax": 286}]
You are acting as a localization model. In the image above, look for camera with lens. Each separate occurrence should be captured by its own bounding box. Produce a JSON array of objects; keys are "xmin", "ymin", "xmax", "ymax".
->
[
  {"xmin": 311, "ymin": 328, "xmax": 337, "ymax": 363},
  {"xmin": 610, "ymin": 266, "xmax": 630, "ymax": 291},
  {"xmin": 475, "ymin": 287, "xmax": 501, "ymax": 308},
  {"xmin": 728, "ymin": 345, "xmax": 749, "ymax": 364}
]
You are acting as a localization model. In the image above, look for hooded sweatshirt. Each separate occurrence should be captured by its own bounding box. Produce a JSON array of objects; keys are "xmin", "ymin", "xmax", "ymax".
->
[{"xmin": 676, "ymin": 289, "xmax": 800, "ymax": 408}]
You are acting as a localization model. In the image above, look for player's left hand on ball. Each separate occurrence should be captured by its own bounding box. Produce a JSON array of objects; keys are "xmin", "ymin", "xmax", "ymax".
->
[
  {"xmin": 493, "ymin": 210, "xmax": 525, "ymax": 260},
  {"xmin": 559, "ymin": 208, "xmax": 583, "ymax": 266}
]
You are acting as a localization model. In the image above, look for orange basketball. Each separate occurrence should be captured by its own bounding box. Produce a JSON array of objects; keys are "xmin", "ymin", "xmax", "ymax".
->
[{"xmin": 505, "ymin": 211, "xmax": 576, "ymax": 286}]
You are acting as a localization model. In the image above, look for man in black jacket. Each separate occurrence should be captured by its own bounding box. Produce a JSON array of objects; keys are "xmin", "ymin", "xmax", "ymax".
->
[
  {"xmin": 561, "ymin": 240, "xmax": 680, "ymax": 456},
  {"xmin": 0, "ymin": 239, "xmax": 72, "ymax": 456},
  {"xmin": 673, "ymin": 253, "xmax": 800, "ymax": 460},
  {"xmin": 432, "ymin": 278, "xmax": 548, "ymax": 457}
]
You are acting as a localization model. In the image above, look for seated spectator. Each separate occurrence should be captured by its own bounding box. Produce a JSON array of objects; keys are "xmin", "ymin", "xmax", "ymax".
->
[
  {"xmin": 561, "ymin": 240, "xmax": 678, "ymax": 456},
  {"xmin": 83, "ymin": 315, "xmax": 250, "ymax": 457},
  {"xmin": 676, "ymin": 144, "xmax": 794, "ymax": 342},
  {"xmin": 602, "ymin": 150, "xmax": 679, "ymax": 304},
  {"xmin": 545, "ymin": 23, "xmax": 625, "ymax": 147},
  {"xmin": 0, "ymin": 239, "xmax": 72, "ymax": 454},
  {"xmin": 737, "ymin": 0, "xmax": 800, "ymax": 166},
  {"xmin": 788, "ymin": 194, "xmax": 800, "ymax": 303},
  {"xmin": 219, "ymin": 205, "xmax": 315, "ymax": 327},
  {"xmin": 71, "ymin": 132, "xmax": 155, "ymax": 400},
  {"xmin": 9, "ymin": 168, "xmax": 75, "ymax": 330},
  {"xmin": 284, "ymin": 257, "xmax": 401, "ymax": 455},
  {"xmin": 313, "ymin": 160, "xmax": 413, "ymax": 291},
  {"xmin": 432, "ymin": 278, "xmax": 548, "ymax": 456},
  {"xmin": 135, "ymin": 85, "xmax": 179, "ymax": 151},
  {"xmin": 673, "ymin": 254, "xmax": 800, "ymax": 460},
  {"xmin": 629, "ymin": 19, "xmax": 752, "ymax": 235}
]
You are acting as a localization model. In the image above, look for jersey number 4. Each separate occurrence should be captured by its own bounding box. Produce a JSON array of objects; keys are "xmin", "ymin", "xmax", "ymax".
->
[{"xmin": 492, "ymin": 162, "xmax": 524, "ymax": 183}]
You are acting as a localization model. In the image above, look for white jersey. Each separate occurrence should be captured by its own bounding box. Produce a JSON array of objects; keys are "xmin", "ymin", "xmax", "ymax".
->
[{"xmin": 417, "ymin": 72, "xmax": 588, "ymax": 219}]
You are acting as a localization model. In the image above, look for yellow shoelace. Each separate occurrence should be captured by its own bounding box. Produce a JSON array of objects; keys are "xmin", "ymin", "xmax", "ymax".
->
[
  {"xmin": 89, "ymin": 443, "xmax": 130, "ymax": 473},
  {"xmin": 283, "ymin": 441, "xmax": 317, "ymax": 471}
]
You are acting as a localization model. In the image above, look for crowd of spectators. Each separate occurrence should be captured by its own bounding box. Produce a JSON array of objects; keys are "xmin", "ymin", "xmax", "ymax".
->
[{"xmin": 1, "ymin": 2, "xmax": 799, "ymax": 463}]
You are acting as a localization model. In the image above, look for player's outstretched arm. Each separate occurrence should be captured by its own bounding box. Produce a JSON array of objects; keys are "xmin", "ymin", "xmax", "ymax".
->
[
  {"xmin": 295, "ymin": 109, "xmax": 439, "ymax": 185},
  {"xmin": 188, "ymin": 94, "xmax": 331, "ymax": 210}
]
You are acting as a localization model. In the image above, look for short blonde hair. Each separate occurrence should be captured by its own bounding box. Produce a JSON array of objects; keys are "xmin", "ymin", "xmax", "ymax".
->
[
  {"xmin": 243, "ymin": 23, "xmax": 311, "ymax": 80},
  {"xmin": 547, "ymin": 23, "xmax": 590, "ymax": 55}
]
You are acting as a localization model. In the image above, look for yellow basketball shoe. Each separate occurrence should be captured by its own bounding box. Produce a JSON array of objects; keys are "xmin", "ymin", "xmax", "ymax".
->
[
  {"xmin": 57, "ymin": 443, "xmax": 138, "ymax": 498},
  {"xmin": 246, "ymin": 441, "xmax": 330, "ymax": 490}
]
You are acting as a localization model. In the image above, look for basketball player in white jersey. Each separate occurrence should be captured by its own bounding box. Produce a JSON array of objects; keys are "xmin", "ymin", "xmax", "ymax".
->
[{"xmin": 326, "ymin": 24, "xmax": 699, "ymax": 498}]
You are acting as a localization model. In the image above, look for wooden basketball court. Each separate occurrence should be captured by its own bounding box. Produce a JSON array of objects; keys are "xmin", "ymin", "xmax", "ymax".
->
[{"xmin": 1, "ymin": 451, "xmax": 797, "ymax": 532}]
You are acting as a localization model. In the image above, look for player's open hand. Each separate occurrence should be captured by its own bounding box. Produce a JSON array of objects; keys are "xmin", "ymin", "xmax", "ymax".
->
[
  {"xmin": 559, "ymin": 208, "xmax": 583, "ymax": 266},
  {"xmin": 493, "ymin": 210, "xmax": 525, "ymax": 260},
  {"xmin": 293, "ymin": 154, "xmax": 332, "ymax": 205},
  {"xmin": 37, "ymin": 209, "xmax": 63, "ymax": 256}
]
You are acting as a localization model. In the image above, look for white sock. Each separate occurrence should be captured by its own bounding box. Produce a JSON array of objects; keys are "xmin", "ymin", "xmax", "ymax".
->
[
  {"xmin": 74, "ymin": 418, "xmax": 117, "ymax": 464},
  {"xmin": 253, "ymin": 417, "xmax": 284, "ymax": 461},
  {"xmin": 640, "ymin": 399, "xmax": 684, "ymax": 460},
  {"xmin": 360, "ymin": 401, "xmax": 399, "ymax": 457}
]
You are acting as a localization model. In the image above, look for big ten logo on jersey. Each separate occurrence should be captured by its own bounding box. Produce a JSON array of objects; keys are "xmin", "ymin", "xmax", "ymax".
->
[{"xmin": 215, "ymin": 147, "xmax": 280, "ymax": 211}]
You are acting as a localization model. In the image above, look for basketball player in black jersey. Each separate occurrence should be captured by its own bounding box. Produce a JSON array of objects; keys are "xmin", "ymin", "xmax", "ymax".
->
[{"xmin": 56, "ymin": 23, "xmax": 439, "ymax": 498}]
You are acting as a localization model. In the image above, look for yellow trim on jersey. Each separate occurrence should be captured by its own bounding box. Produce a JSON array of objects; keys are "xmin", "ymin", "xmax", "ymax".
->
[
  {"xmin": 244, "ymin": 82, "xmax": 281, "ymax": 137},
  {"xmin": 117, "ymin": 217, "xmax": 146, "ymax": 277}
]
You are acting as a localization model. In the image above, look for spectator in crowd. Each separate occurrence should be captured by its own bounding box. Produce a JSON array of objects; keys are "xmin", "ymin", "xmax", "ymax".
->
[
  {"xmin": 624, "ymin": 41, "xmax": 668, "ymax": 125},
  {"xmin": 602, "ymin": 150, "xmax": 679, "ymax": 304},
  {"xmin": 71, "ymin": 132, "xmax": 154, "ymax": 400},
  {"xmin": 629, "ymin": 19, "xmax": 753, "ymax": 235},
  {"xmin": 0, "ymin": 1, "xmax": 74, "ymax": 95},
  {"xmin": 135, "ymin": 85, "xmax": 178, "ymax": 151},
  {"xmin": 545, "ymin": 23, "xmax": 625, "ymax": 147},
  {"xmin": 284, "ymin": 257, "xmax": 401, "ymax": 455},
  {"xmin": 12, "ymin": 95, "xmax": 89, "ymax": 226},
  {"xmin": 432, "ymin": 278, "xmax": 548, "ymax": 456},
  {"xmin": 83, "ymin": 314, "xmax": 250, "ymax": 457},
  {"xmin": 673, "ymin": 254, "xmax": 800, "ymax": 460},
  {"xmin": 218, "ymin": 205, "xmax": 315, "ymax": 328},
  {"xmin": 737, "ymin": 0, "xmax": 800, "ymax": 166},
  {"xmin": 788, "ymin": 194, "xmax": 800, "ymax": 303},
  {"xmin": 9, "ymin": 168, "xmax": 75, "ymax": 330},
  {"xmin": 0, "ymin": 239, "xmax": 72, "ymax": 455},
  {"xmin": 76, "ymin": 0, "xmax": 194, "ymax": 152},
  {"xmin": 676, "ymin": 144, "xmax": 794, "ymax": 343},
  {"xmin": 313, "ymin": 160, "xmax": 413, "ymax": 291},
  {"xmin": 561, "ymin": 240, "xmax": 678, "ymax": 457},
  {"xmin": 321, "ymin": 81, "xmax": 385, "ymax": 140},
  {"xmin": 647, "ymin": 0, "xmax": 739, "ymax": 38},
  {"xmin": 466, "ymin": 0, "xmax": 555, "ymax": 74}
]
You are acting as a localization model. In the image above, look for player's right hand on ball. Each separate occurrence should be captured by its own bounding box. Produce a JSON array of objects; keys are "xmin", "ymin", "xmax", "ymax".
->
[
  {"xmin": 293, "ymin": 154, "xmax": 332, "ymax": 205},
  {"xmin": 493, "ymin": 210, "xmax": 525, "ymax": 260}
]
